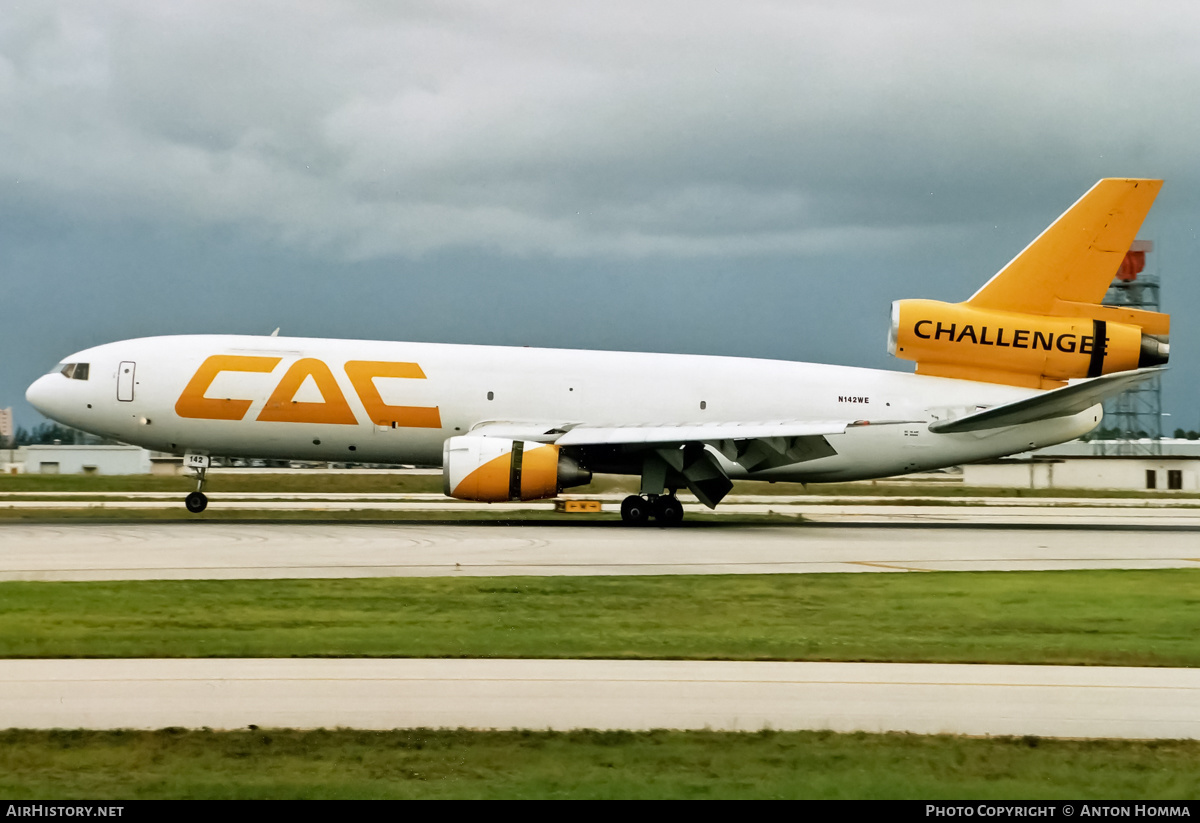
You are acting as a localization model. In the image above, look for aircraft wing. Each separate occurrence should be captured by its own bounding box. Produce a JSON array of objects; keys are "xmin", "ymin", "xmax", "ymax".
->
[
  {"xmin": 553, "ymin": 420, "xmax": 850, "ymax": 446},
  {"xmin": 928, "ymin": 367, "xmax": 1163, "ymax": 434},
  {"xmin": 558, "ymin": 420, "xmax": 858, "ymax": 508},
  {"xmin": 467, "ymin": 419, "xmax": 859, "ymax": 508},
  {"xmin": 467, "ymin": 419, "xmax": 853, "ymax": 446}
]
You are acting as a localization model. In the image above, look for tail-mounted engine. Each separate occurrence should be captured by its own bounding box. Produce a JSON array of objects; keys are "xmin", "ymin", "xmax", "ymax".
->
[
  {"xmin": 443, "ymin": 436, "xmax": 592, "ymax": 502},
  {"xmin": 887, "ymin": 179, "xmax": 1170, "ymax": 389},
  {"xmin": 889, "ymin": 299, "xmax": 1169, "ymax": 389}
]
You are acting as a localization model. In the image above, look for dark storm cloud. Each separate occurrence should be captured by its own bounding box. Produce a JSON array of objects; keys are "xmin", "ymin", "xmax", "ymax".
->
[
  {"xmin": 4, "ymin": 1, "xmax": 1197, "ymax": 260},
  {"xmin": 3, "ymin": 1, "xmax": 1199, "ymax": 428}
]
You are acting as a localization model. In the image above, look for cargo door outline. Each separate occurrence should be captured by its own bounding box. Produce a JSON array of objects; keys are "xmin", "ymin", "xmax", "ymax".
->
[{"xmin": 117, "ymin": 361, "xmax": 136, "ymax": 402}]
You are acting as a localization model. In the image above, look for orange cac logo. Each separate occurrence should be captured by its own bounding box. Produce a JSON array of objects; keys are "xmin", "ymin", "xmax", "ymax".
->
[
  {"xmin": 345, "ymin": 361, "xmax": 442, "ymax": 429},
  {"xmin": 175, "ymin": 355, "xmax": 441, "ymax": 427},
  {"xmin": 175, "ymin": 355, "xmax": 281, "ymax": 420},
  {"xmin": 258, "ymin": 358, "xmax": 357, "ymax": 425}
]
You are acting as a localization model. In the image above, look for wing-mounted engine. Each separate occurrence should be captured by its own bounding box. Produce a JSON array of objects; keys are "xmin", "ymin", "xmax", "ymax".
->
[{"xmin": 443, "ymin": 436, "xmax": 591, "ymax": 502}]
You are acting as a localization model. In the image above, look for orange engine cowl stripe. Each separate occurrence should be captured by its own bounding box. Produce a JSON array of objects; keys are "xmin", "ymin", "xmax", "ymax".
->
[
  {"xmin": 519, "ymin": 444, "xmax": 561, "ymax": 500},
  {"xmin": 451, "ymin": 441, "xmax": 562, "ymax": 502},
  {"xmin": 453, "ymin": 447, "xmax": 516, "ymax": 503}
]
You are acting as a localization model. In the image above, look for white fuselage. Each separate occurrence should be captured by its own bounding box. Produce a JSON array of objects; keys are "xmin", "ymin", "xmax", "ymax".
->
[{"xmin": 26, "ymin": 334, "xmax": 1102, "ymax": 483}]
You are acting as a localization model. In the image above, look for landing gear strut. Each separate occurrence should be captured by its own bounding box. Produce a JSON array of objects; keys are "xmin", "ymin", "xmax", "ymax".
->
[
  {"xmin": 620, "ymin": 493, "xmax": 684, "ymax": 526},
  {"xmin": 185, "ymin": 466, "xmax": 208, "ymax": 514}
]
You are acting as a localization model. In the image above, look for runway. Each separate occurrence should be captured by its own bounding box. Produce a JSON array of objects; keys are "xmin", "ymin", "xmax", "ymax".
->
[
  {"xmin": 6, "ymin": 492, "xmax": 1200, "ymax": 529},
  {"xmin": 2, "ymin": 658, "xmax": 1197, "ymax": 739},
  {"xmin": 1, "ymin": 519, "xmax": 1198, "ymax": 581},
  {"xmin": 4, "ymin": 517, "xmax": 1197, "ymax": 740}
]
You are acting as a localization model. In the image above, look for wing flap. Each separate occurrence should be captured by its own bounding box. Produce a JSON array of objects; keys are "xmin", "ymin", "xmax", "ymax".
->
[
  {"xmin": 928, "ymin": 367, "xmax": 1163, "ymax": 434},
  {"xmin": 553, "ymin": 420, "xmax": 850, "ymax": 446}
]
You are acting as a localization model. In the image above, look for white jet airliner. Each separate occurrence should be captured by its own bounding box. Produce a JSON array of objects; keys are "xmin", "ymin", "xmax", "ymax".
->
[{"xmin": 26, "ymin": 179, "xmax": 1169, "ymax": 524}]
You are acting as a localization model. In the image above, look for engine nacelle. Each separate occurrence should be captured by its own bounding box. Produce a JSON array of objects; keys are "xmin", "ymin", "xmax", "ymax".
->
[
  {"xmin": 889, "ymin": 299, "xmax": 1167, "ymax": 388},
  {"xmin": 443, "ymin": 436, "xmax": 592, "ymax": 502}
]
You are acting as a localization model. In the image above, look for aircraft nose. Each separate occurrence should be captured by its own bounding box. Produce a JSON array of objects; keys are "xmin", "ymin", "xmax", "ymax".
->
[{"xmin": 25, "ymin": 374, "xmax": 60, "ymax": 417}]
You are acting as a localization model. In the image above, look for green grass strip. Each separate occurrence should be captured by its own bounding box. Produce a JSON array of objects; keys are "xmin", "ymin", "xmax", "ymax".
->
[
  {"xmin": 0, "ymin": 728, "xmax": 1197, "ymax": 799},
  {"xmin": 2, "ymin": 570, "xmax": 1198, "ymax": 665}
]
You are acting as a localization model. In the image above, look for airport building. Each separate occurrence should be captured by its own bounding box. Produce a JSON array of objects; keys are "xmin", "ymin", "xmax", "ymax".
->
[
  {"xmin": 21, "ymin": 444, "xmax": 153, "ymax": 476},
  {"xmin": 0, "ymin": 447, "xmax": 20, "ymax": 475},
  {"xmin": 962, "ymin": 455, "xmax": 1200, "ymax": 491},
  {"xmin": 962, "ymin": 439, "xmax": 1200, "ymax": 491}
]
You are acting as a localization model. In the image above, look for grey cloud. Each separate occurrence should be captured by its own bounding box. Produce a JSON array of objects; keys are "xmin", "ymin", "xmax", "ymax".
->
[{"xmin": 4, "ymin": 1, "xmax": 1200, "ymax": 262}]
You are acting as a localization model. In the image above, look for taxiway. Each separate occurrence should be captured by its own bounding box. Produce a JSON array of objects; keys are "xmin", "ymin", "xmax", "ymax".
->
[
  {"xmin": 0, "ymin": 518, "xmax": 1198, "ymax": 581},
  {"xmin": 2, "ymin": 658, "xmax": 1196, "ymax": 739}
]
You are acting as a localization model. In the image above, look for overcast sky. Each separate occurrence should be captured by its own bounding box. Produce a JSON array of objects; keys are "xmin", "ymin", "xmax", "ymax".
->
[{"xmin": 4, "ymin": 1, "xmax": 1199, "ymax": 432}]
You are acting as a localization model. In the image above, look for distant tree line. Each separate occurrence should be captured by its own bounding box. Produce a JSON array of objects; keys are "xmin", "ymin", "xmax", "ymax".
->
[
  {"xmin": 9, "ymin": 422, "xmax": 81, "ymax": 446},
  {"xmin": 1081, "ymin": 426, "xmax": 1199, "ymax": 441}
]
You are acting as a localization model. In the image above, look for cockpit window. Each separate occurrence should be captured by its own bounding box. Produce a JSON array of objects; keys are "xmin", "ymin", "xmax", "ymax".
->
[{"xmin": 58, "ymin": 363, "xmax": 90, "ymax": 381}]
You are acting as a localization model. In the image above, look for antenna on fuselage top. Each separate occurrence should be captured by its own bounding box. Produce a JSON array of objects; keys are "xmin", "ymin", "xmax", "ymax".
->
[{"xmin": 270, "ymin": 328, "xmax": 280, "ymax": 337}]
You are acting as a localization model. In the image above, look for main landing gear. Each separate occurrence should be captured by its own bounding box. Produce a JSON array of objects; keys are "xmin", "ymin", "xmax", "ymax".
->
[
  {"xmin": 185, "ymin": 466, "xmax": 208, "ymax": 514},
  {"xmin": 620, "ymin": 494, "xmax": 684, "ymax": 526}
]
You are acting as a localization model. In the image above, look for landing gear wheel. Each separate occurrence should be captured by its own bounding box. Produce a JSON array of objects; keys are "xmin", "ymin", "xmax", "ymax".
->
[
  {"xmin": 185, "ymin": 491, "xmax": 208, "ymax": 514},
  {"xmin": 620, "ymin": 495, "xmax": 651, "ymax": 525},
  {"xmin": 653, "ymin": 495, "xmax": 684, "ymax": 526}
]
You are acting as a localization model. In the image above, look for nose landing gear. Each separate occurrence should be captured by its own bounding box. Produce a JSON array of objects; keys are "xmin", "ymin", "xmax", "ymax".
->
[{"xmin": 185, "ymin": 460, "xmax": 209, "ymax": 514}]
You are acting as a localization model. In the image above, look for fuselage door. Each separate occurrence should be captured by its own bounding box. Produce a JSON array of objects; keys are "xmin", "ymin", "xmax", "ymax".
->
[{"xmin": 117, "ymin": 361, "xmax": 136, "ymax": 402}]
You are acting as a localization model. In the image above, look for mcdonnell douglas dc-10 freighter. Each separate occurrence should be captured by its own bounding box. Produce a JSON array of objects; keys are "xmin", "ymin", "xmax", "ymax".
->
[{"xmin": 27, "ymin": 179, "xmax": 1169, "ymax": 524}]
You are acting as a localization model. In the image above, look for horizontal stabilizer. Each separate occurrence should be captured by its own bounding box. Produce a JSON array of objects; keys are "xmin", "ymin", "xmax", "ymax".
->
[{"xmin": 928, "ymin": 368, "xmax": 1163, "ymax": 434}]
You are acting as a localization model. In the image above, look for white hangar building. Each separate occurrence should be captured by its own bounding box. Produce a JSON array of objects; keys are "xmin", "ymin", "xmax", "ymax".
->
[{"xmin": 962, "ymin": 440, "xmax": 1200, "ymax": 491}]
